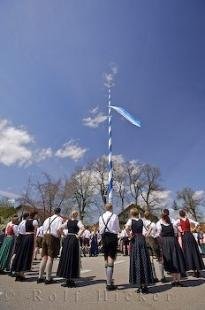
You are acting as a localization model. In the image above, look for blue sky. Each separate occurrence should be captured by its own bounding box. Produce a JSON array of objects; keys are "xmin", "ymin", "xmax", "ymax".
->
[{"xmin": 0, "ymin": 0, "xmax": 205, "ymax": 200}]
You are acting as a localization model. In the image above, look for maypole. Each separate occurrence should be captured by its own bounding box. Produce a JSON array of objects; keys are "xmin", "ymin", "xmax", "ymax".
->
[
  {"xmin": 108, "ymin": 87, "xmax": 113, "ymax": 203},
  {"xmin": 104, "ymin": 64, "xmax": 141, "ymax": 205}
]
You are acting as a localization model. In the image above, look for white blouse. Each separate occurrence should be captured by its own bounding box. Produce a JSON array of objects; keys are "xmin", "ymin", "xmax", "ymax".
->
[
  {"xmin": 60, "ymin": 219, "xmax": 84, "ymax": 230},
  {"xmin": 126, "ymin": 218, "xmax": 148, "ymax": 231},
  {"xmin": 155, "ymin": 218, "xmax": 178, "ymax": 237}
]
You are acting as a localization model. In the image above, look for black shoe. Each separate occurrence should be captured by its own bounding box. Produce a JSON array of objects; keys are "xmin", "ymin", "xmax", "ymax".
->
[
  {"xmin": 106, "ymin": 284, "xmax": 117, "ymax": 291},
  {"xmin": 136, "ymin": 288, "xmax": 142, "ymax": 293},
  {"xmin": 175, "ymin": 281, "xmax": 184, "ymax": 287},
  {"xmin": 171, "ymin": 282, "xmax": 177, "ymax": 286},
  {"xmin": 44, "ymin": 278, "xmax": 56, "ymax": 285},
  {"xmin": 61, "ymin": 280, "xmax": 76, "ymax": 288},
  {"xmin": 8, "ymin": 272, "xmax": 16, "ymax": 277},
  {"xmin": 153, "ymin": 278, "xmax": 159, "ymax": 283},
  {"xmin": 161, "ymin": 277, "xmax": 168, "ymax": 283},
  {"xmin": 141, "ymin": 287, "xmax": 149, "ymax": 294},
  {"xmin": 15, "ymin": 275, "xmax": 26, "ymax": 282},
  {"xmin": 193, "ymin": 271, "xmax": 200, "ymax": 278},
  {"xmin": 37, "ymin": 278, "xmax": 45, "ymax": 284}
]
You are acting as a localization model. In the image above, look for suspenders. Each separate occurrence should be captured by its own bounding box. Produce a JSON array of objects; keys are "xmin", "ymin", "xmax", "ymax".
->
[
  {"xmin": 45, "ymin": 216, "xmax": 58, "ymax": 234},
  {"xmin": 102, "ymin": 214, "xmax": 113, "ymax": 234}
]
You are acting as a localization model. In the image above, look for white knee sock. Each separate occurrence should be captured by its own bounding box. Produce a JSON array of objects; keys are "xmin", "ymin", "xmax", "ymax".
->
[
  {"xmin": 159, "ymin": 262, "xmax": 165, "ymax": 279},
  {"xmin": 46, "ymin": 257, "xmax": 53, "ymax": 280},
  {"xmin": 39, "ymin": 258, "xmax": 47, "ymax": 279},
  {"xmin": 106, "ymin": 265, "xmax": 114, "ymax": 285}
]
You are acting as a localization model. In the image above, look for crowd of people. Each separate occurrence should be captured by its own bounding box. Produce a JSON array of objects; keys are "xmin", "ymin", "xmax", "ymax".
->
[{"xmin": 0, "ymin": 203, "xmax": 204, "ymax": 293}]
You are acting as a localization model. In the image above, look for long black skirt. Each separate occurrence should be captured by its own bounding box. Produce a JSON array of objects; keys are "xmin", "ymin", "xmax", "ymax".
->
[
  {"xmin": 161, "ymin": 236, "xmax": 186, "ymax": 274},
  {"xmin": 129, "ymin": 235, "xmax": 154, "ymax": 287},
  {"xmin": 57, "ymin": 235, "xmax": 80, "ymax": 279},
  {"xmin": 12, "ymin": 234, "xmax": 34, "ymax": 272},
  {"xmin": 182, "ymin": 232, "xmax": 204, "ymax": 271}
]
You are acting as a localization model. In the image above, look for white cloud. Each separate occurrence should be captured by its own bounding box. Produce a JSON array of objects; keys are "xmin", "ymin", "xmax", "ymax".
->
[
  {"xmin": 112, "ymin": 154, "xmax": 125, "ymax": 164},
  {"xmin": 103, "ymin": 63, "xmax": 118, "ymax": 88},
  {"xmin": 90, "ymin": 106, "xmax": 99, "ymax": 114},
  {"xmin": 83, "ymin": 112, "xmax": 107, "ymax": 128},
  {"xmin": 151, "ymin": 190, "xmax": 172, "ymax": 203},
  {"xmin": 138, "ymin": 190, "xmax": 173, "ymax": 210},
  {"xmin": 0, "ymin": 118, "xmax": 89, "ymax": 167},
  {"xmin": 193, "ymin": 190, "xmax": 205, "ymax": 201},
  {"xmin": 34, "ymin": 148, "xmax": 53, "ymax": 162},
  {"xmin": 55, "ymin": 140, "xmax": 87, "ymax": 161},
  {"xmin": 0, "ymin": 190, "xmax": 20, "ymax": 199},
  {"xmin": 0, "ymin": 119, "xmax": 33, "ymax": 166}
]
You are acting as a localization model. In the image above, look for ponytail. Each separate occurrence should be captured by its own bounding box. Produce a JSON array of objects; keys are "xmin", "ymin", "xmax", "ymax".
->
[{"xmin": 161, "ymin": 209, "xmax": 171, "ymax": 224}]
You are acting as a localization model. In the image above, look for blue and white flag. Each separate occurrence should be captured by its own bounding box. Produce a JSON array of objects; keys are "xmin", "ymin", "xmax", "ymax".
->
[{"xmin": 110, "ymin": 105, "xmax": 141, "ymax": 127}]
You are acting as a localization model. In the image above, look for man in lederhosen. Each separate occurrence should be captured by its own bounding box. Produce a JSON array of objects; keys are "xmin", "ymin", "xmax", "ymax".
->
[
  {"xmin": 37, "ymin": 208, "xmax": 63, "ymax": 284},
  {"xmin": 99, "ymin": 203, "xmax": 120, "ymax": 291}
]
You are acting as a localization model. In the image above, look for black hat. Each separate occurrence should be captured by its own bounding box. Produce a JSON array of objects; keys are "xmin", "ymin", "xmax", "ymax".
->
[{"xmin": 54, "ymin": 207, "xmax": 61, "ymax": 214}]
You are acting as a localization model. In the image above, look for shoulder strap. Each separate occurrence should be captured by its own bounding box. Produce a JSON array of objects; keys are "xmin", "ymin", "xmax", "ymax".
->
[
  {"xmin": 46, "ymin": 216, "xmax": 58, "ymax": 234},
  {"xmin": 102, "ymin": 213, "xmax": 113, "ymax": 233}
]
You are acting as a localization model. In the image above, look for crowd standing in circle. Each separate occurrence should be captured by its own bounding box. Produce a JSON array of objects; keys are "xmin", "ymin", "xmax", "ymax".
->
[{"xmin": 0, "ymin": 204, "xmax": 204, "ymax": 293}]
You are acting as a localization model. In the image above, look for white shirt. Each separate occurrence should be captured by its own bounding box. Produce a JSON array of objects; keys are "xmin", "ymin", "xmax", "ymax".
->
[
  {"xmin": 13, "ymin": 224, "xmax": 19, "ymax": 236},
  {"xmin": 83, "ymin": 229, "xmax": 91, "ymax": 239},
  {"xmin": 43, "ymin": 215, "xmax": 63, "ymax": 238},
  {"xmin": 17, "ymin": 219, "xmax": 38, "ymax": 235},
  {"xmin": 36, "ymin": 226, "xmax": 44, "ymax": 237},
  {"xmin": 143, "ymin": 219, "xmax": 157, "ymax": 238},
  {"xmin": 99, "ymin": 211, "xmax": 120, "ymax": 235},
  {"xmin": 120, "ymin": 229, "xmax": 128, "ymax": 238}
]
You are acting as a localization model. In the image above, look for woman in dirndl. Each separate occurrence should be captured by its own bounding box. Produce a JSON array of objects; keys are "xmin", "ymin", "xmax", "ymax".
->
[
  {"xmin": 12, "ymin": 211, "xmax": 38, "ymax": 281},
  {"xmin": 126, "ymin": 208, "xmax": 154, "ymax": 294},
  {"xmin": 175, "ymin": 210, "xmax": 204, "ymax": 277},
  {"xmin": 57, "ymin": 210, "xmax": 85, "ymax": 287},
  {"xmin": 89, "ymin": 226, "xmax": 99, "ymax": 257},
  {"xmin": 0, "ymin": 215, "xmax": 19, "ymax": 272},
  {"xmin": 156, "ymin": 209, "xmax": 186, "ymax": 287}
]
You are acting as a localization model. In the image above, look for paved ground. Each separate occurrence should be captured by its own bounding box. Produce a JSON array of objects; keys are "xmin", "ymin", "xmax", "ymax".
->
[{"xmin": 0, "ymin": 255, "xmax": 205, "ymax": 310}]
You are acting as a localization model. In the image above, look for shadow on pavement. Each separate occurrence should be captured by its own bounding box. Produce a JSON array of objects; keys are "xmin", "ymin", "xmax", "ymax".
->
[
  {"xmin": 117, "ymin": 283, "xmax": 171, "ymax": 293},
  {"xmin": 181, "ymin": 279, "xmax": 205, "ymax": 287}
]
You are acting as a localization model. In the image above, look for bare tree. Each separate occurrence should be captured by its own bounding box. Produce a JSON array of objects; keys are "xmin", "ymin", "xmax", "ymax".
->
[
  {"xmin": 91, "ymin": 156, "xmax": 109, "ymax": 206},
  {"xmin": 113, "ymin": 161, "xmax": 127, "ymax": 211},
  {"xmin": 176, "ymin": 187, "xmax": 204, "ymax": 221},
  {"xmin": 35, "ymin": 173, "xmax": 69, "ymax": 216},
  {"xmin": 19, "ymin": 173, "xmax": 71, "ymax": 219},
  {"xmin": 126, "ymin": 161, "xmax": 143, "ymax": 205},
  {"xmin": 68, "ymin": 167, "xmax": 96, "ymax": 221},
  {"xmin": 17, "ymin": 177, "xmax": 37, "ymax": 210},
  {"xmin": 140, "ymin": 164, "xmax": 162, "ymax": 211}
]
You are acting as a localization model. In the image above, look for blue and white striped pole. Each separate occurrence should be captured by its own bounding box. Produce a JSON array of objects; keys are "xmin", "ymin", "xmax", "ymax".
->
[{"xmin": 108, "ymin": 88, "xmax": 113, "ymax": 203}]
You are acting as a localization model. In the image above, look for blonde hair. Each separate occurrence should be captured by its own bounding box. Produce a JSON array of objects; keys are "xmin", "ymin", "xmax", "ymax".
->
[
  {"xmin": 71, "ymin": 210, "xmax": 79, "ymax": 219},
  {"xmin": 105, "ymin": 203, "xmax": 113, "ymax": 211},
  {"xmin": 130, "ymin": 208, "xmax": 139, "ymax": 218},
  {"xmin": 144, "ymin": 211, "xmax": 151, "ymax": 220}
]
